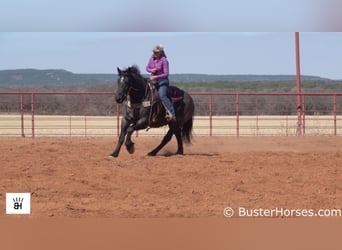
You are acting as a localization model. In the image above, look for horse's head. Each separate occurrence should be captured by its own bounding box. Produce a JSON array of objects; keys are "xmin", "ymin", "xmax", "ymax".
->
[
  {"xmin": 115, "ymin": 66, "xmax": 146, "ymax": 103},
  {"xmin": 115, "ymin": 67, "xmax": 131, "ymax": 103}
]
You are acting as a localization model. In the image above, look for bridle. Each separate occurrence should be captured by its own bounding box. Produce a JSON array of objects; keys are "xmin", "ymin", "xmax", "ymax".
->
[
  {"xmin": 118, "ymin": 74, "xmax": 147, "ymax": 103},
  {"xmin": 118, "ymin": 75, "xmax": 135, "ymax": 100}
]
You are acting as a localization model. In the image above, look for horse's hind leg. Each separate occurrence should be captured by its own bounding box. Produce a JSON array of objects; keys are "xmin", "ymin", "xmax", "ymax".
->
[
  {"xmin": 147, "ymin": 128, "xmax": 173, "ymax": 156},
  {"xmin": 174, "ymin": 127, "xmax": 183, "ymax": 155}
]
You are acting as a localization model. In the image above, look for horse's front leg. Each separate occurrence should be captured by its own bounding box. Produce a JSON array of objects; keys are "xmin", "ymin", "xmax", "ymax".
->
[
  {"xmin": 124, "ymin": 118, "xmax": 148, "ymax": 154},
  {"xmin": 110, "ymin": 118, "xmax": 129, "ymax": 157}
]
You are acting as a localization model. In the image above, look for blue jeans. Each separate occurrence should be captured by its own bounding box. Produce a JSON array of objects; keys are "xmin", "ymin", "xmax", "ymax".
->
[{"xmin": 158, "ymin": 78, "xmax": 175, "ymax": 116}]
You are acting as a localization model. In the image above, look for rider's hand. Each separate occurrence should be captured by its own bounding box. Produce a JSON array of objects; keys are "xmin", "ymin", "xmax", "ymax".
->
[{"xmin": 150, "ymin": 75, "xmax": 158, "ymax": 81}]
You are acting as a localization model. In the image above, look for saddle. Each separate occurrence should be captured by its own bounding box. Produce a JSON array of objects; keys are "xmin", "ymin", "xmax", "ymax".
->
[{"xmin": 147, "ymin": 80, "xmax": 184, "ymax": 127}]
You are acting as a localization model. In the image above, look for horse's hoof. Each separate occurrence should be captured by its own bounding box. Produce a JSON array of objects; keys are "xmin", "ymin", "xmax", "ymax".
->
[
  {"xmin": 126, "ymin": 143, "xmax": 135, "ymax": 154},
  {"xmin": 176, "ymin": 151, "xmax": 184, "ymax": 155},
  {"xmin": 147, "ymin": 151, "xmax": 157, "ymax": 157},
  {"xmin": 109, "ymin": 153, "xmax": 118, "ymax": 158}
]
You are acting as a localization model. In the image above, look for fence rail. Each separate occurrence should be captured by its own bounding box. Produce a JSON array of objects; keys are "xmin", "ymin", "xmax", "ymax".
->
[{"xmin": 1, "ymin": 91, "xmax": 342, "ymax": 137}]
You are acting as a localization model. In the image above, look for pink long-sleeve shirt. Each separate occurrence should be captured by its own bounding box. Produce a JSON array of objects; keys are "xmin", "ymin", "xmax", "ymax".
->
[{"xmin": 146, "ymin": 56, "xmax": 169, "ymax": 79}]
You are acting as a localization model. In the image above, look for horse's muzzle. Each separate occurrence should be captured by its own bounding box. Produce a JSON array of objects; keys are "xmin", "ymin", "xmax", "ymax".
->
[
  {"xmin": 115, "ymin": 97, "xmax": 123, "ymax": 103},
  {"xmin": 116, "ymin": 98, "xmax": 125, "ymax": 104},
  {"xmin": 115, "ymin": 94, "xmax": 126, "ymax": 103}
]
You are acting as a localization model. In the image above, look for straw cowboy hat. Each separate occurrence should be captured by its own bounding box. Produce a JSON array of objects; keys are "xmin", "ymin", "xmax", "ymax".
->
[{"xmin": 153, "ymin": 44, "xmax": 164, "ymax": 53}]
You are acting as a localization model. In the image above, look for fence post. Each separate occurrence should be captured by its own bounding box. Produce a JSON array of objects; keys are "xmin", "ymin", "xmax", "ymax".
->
[
  {"xmin": 295, "ymin": 32, "xmax": 302, "ymax": 136},
  {"xmin": 209, "ymin": 95, "xmax": 213, "ymax": 136},
  {"xmin": 116, "ymin": 103, "xmax": 120, "ymax": 137},
  {"xmin": 84, "ymin": 95, "xmax": 87, "ymax": 137},
  {"xmin": 302, "ymin": 95, "xmax": 305, "ymax": 135},
  {"xmin": 31, "ymin": 93, "xmax": 35, "ymax": 138},
  {"xmin": 20, "ymin": 94, "xmax": 24, "ymax": 137},
  {"xmin": 69, "ymin": 115, "xmax": 72, "ymax": 137},
  {"xmin": 84, "ymin": 116, "xmax": 87, "ymax": 137},
  {"xmin": 256, "ymin": 98, "xmax": 259, "ymax": 136},
  {"xmin": 236, "ymin": 94, "xmax": 240, "ymax": 136},
  {"xmin": 333, "ymin": 95, "xmax": 337, "ymax": 136}
]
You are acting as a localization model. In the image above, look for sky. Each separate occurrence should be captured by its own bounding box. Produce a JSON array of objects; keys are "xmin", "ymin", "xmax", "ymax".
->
[
  {"xmin": 0, "ymin": 0, "xmax": 342, "ymax": 31},
  {"xmin": 1, "ymin": 32, "xmax": 342, "ymax": 80},
  {"xmin": 1, "ymin": 1, "xmax": 342, "ymax": 79}
]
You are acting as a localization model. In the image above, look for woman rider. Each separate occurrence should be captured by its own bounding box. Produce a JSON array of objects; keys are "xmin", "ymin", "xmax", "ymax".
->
[{"xmin": 146, "ymin": 44, "xmax": 176, "ymax": 122}]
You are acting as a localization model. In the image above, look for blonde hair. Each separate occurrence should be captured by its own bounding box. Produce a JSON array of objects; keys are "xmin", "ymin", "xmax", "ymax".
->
[{"xmin": 160, "ymin": 50, "xmax": 167, "ymax": 58}]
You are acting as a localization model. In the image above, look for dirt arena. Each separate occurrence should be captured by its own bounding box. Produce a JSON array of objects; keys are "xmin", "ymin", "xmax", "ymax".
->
[{"xmin": 1, "ymin": 136, "xmax": 342, "ymax": 218}]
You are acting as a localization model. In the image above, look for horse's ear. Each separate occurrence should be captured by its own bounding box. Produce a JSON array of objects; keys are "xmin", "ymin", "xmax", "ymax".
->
[{"xmin": 117, "ymin": 67, "xmax": 122, "ymax": 75}]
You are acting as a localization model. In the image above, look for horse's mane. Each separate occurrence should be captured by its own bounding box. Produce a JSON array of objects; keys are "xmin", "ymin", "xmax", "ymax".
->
[
  {"xmin": 127, "ymin": 65, "xmax": 141, "ymax": 75},
  {"xmin": 126, "ymin": 65, "xmax": 146, "ymax": 85}
]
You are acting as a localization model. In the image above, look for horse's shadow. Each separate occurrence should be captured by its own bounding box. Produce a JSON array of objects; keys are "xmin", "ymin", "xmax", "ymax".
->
[{"xmin": 161, "ymin": 151, "xmax": 218, "ymax": 157}]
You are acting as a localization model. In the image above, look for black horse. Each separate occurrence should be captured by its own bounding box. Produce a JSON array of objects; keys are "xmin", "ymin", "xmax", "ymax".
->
[{"xmin": 110, "ymin": 66, "xmax": 194, "ymax": 157}]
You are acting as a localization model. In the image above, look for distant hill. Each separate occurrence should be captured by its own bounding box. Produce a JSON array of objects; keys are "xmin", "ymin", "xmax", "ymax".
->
[
  {"xmin": 169, "ymin": 74, "xmax": 330, "ymax": 82},
  {"xmin": 0, "ymin": 69, "xmax": 331, "ymax": 86},
  {"xmin": 0, "ymin": 69, "xmax": 115, "ymax": 86}
]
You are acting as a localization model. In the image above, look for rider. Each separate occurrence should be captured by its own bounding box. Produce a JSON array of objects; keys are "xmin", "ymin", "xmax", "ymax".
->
[{"xmin": 146, "ymin": 44, "xmax": 176, "ymax": 122}]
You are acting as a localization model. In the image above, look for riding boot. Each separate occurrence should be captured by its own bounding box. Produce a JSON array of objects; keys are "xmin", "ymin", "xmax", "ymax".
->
[{"xmin": 165, "ymin": 108, "xmax": 176, "ymax": 122}]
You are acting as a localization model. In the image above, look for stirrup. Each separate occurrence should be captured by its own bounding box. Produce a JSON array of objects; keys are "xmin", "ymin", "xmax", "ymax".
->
[{"xmin": 165, "ymin": 113, "xmax": 176, "ymax": 122}]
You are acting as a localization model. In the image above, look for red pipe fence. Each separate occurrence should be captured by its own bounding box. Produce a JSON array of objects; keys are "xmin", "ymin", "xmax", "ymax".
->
[{"xmin": 1, "ymin": 91, "xmax": 342, "ymax": 137}]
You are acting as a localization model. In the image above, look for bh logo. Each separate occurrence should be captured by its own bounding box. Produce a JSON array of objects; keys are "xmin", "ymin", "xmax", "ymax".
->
[
  {"xmin": 13, "ymin": 197, "xmax": 24, "ymax": 210},
  {"xmin": 6, "ymin": 193, "xmax": 31, "ymax": 215}
]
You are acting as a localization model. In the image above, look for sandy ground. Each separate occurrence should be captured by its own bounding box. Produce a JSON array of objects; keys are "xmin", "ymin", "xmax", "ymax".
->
[{"xmin": 1, "ymin": 136, "xmax": 342, "ymax": 218}]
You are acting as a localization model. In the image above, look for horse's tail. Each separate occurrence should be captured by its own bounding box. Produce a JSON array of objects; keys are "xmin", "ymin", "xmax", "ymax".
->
[{"xmin": 182, "ymin": 117, "xmax": 193, "ymax": 144}]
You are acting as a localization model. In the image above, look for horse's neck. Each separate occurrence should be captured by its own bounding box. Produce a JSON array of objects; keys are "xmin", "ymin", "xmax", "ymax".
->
[{"xmin": 128, "ymin": 78, "xmax": 148, "ymax": 104}]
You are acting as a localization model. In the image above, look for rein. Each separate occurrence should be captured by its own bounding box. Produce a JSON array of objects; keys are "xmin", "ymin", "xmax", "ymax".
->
[{"xmin": 128, "ymin": 84, "xmax": 141, "ymax": 93}]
